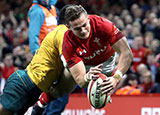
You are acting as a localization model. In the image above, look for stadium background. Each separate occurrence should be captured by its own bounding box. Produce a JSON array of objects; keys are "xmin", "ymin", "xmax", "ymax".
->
[{"xmin": 0, "ymin": 0, "xmax": 160, "ymax": 115}]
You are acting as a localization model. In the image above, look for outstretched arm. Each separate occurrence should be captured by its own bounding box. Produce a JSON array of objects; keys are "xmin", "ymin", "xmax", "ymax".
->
[
  {"xmin": 112, "ymin": 36, "xmax": 133, "ymax": 75},
  {"xmin": 100, "ymin": 36, "xmax": 133, "ymax": 95}
]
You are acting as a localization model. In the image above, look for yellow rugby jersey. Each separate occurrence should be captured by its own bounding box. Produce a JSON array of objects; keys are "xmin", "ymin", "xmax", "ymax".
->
[{"xmin": 27, "ymin": 25, "xmax": 68, "ymax": 92}]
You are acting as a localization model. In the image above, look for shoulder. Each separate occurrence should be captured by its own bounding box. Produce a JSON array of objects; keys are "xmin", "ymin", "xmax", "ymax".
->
[
  {"xmin": 89, "ymin": 15, "xmax": 114, "ymax": 35},
  {"xmin": 45, "ymin": 25, "xmax": 68, "ymax": 41},
  {"xmin": 89, "ymin": 15, "xmax": 113, "ymax": 29},
  {"xmin": 51, "ymin": 25, "xmax": 68, "ymax": 37},
  {"xmin": 53, "ymin": 25, "xmax": 68, "ymax": 42},
  {"xmin": 56, "ymin": 25, "xmax": 68, "ymax": 34}
]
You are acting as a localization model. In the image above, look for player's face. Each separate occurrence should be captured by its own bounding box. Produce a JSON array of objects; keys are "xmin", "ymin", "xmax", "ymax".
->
[{"xmin": 68, "ymin": 13, "xmax": 90, "ymax": 39}]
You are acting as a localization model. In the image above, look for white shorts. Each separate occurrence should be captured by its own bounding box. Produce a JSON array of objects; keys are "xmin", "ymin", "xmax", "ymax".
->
[{"xmin": 85, "ymin": 53, "xmax": 117, "ymax": 77}]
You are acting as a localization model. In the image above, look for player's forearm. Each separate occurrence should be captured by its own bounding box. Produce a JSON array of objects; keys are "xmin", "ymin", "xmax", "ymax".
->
[
  {"xmin": 75, "ymin": 75, "xmax": 89, "ymax": 88},
  {"xmin": 77, "ymin": 64, "xmax": 103, "ymax": 88},
  {"xmin": 112, "ymin": 37, "xmax": 133, "ymax": 75},
  {"xmin": 71, "ymin": 70, "xmax": 88, "ymax": 88},
  {"xmin": 117, "ymin": 49, "xmax": 133, "ymax": 75},
  {"xmin": 112, "ymin": 50, "xmax": 133, "ymax": 84},
  {"xmin": 66, "ymin": 71, "xmax": 88, "ymax": 88},
  {"xmin": 112, "ymin": 37, "xmax": 133, "ymax": 82},
  {"xmin": 69, "ymin": 61, "xmax": 89, "ymax": 88}
]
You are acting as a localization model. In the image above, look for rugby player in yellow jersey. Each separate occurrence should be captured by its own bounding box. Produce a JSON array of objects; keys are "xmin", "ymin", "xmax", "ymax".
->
[{"xmin": 0, "ymin": 24, "xmax": 77, "ymax": 115}]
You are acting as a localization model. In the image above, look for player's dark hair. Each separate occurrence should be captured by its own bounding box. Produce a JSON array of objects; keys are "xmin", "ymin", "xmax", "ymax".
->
[
  {"xmin": 64, "ymin": 5, "xmax": 87, "ymax": 25},
  {"xmin": 59, "ymin": 4, "xmax": 73, "ymax": 24}
]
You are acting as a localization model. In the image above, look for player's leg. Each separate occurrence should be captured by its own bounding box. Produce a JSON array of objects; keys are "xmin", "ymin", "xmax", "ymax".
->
[
  {"xmin": 31, "ymin": 92, "xmax": 54, "ymax": 115},
  {"xmin": 0, "ymin": 70, "xmax": 42, "ymax": 115},
  {"xmin": 31, "ymin": 94, "xmax": 69, "ymax": 115},
  {"xmin": 49, "ymin": 68, "xmax": 77, "ymax": 98},
  {"xmin": 43, "ymin": 94, "xmax": 69, "ymax": 115},
  {"xmin": 31, "ymin": 68, "xmax": 76, "ymax": 115}
]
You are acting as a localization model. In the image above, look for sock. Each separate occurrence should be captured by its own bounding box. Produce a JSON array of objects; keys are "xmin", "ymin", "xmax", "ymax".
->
[{"xmin": 37, "ymin": 92, "xmax": 54, "ymax": 108}]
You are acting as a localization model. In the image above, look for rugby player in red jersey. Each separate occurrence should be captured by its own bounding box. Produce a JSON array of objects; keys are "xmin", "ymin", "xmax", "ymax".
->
[{"xmin": 62, "ymin": 5, "xmax": 133, "ymax": 95}]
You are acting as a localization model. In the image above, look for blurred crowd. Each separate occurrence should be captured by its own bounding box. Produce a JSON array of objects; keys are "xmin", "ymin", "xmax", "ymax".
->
[{"xmin": 0, "ymin": 0, "xmax": 160, "ymax": 95}]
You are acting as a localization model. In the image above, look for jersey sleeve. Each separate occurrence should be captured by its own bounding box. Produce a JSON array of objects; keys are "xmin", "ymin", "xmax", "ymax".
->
[{"xmin": 62, "ymin": 32, "xmax": 82, "ymax": 68}]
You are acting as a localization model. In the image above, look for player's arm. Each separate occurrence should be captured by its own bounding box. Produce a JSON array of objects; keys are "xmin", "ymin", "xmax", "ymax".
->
[
  {"xmin": 100, "ymin": 36, "xmax": 133, "ymax": 95},
  {"xmin": 101, "ymin": 18, "xmax": 133, "ymax": 73},
  {"xmin": 69, "ymin": 61, "xmax": 103, "ymax": 88},
  {"xmin": 112, "ymin": 36, "xmax": 133, "ymax": 76}
]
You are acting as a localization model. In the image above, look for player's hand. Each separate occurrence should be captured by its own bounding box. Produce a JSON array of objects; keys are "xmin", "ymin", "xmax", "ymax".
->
[
  {"xmin": 85, "ymin": 64, "xmax": 103, "ymax": 81},
  {"xmin": 99, "ymin": 77, "xmax": 118, "ymax": 95}
]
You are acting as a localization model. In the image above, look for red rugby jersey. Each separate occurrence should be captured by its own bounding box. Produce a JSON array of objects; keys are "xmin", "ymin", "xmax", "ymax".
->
[{"xmin": 63, "ymin": 15, "xmax": 124, "ymax": 68}]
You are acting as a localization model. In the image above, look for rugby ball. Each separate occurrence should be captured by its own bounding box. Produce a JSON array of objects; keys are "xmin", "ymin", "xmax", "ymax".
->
[{"xmin": 87, "ymin": 73, "xmax": 111, "ymax": 109}]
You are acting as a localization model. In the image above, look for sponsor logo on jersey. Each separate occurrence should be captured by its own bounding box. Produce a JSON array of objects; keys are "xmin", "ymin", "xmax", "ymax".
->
[{"xmin": 84, "ymin": 46, "xmax": 107, "ymax": 60}]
